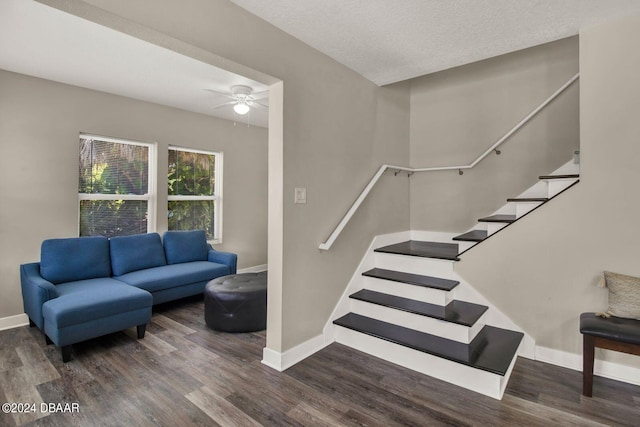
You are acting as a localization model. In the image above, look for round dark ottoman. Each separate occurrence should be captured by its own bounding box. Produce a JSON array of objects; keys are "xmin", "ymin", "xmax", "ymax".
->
[{"xmin": 204, "ymin": 271, "xmax": 267, "ymax": 332}]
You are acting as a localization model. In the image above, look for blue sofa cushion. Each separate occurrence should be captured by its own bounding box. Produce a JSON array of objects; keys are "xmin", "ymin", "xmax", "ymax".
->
[
  {"xmin": 114, "ymin": 261, "xmax": 230, "ymax": 293},
  {"xmin": 42, "ymin": 278, "xmax": 152, "ymax": 328},
  {"xmin": 40, "ymin": 236, "xmax": 111, "ymax": 285},
  {"xmin": 163, "ymin": 230, "xmax": 208, "ymax": 265},
  {"xmin": 110, "ymin": 233, "xmax": 166, "ymax": 276}
]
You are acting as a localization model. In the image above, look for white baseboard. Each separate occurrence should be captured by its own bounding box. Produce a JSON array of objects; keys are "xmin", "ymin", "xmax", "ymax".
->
[
  {"xmin": 535, "ymin": 345, "xmax": 640, "ymax": 387},
  {"xmin": 237, "ymin": 264, "xmax": 267, "ymax": 273},
  {"xmin": 262, "ymin": 334, "xmax": 327, "ymax": 371},
  {"xmin": 0, "ymin": 313, "xmax": 29, "ymax": 331}
]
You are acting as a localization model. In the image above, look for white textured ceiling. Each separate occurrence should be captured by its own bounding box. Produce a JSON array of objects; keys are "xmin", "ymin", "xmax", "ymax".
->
[
  {"xmin": 0, "ymin": 0, "xmax": 270, "ymax": 127},
  {"xmin": 229, "ymin": 0, "xmax": 640, "ymax": 85}
]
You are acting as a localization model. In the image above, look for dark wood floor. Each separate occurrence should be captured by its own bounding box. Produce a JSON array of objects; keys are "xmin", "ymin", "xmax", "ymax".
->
[{"xmin": 1, "ymin": 296, "xmax": 639, "ymax": 426}]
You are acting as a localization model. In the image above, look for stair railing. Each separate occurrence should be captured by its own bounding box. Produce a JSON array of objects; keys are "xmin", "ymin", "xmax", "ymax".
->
[{"xmin": 319, "ymin": 73, "xmax": 579, "ymax": 250}]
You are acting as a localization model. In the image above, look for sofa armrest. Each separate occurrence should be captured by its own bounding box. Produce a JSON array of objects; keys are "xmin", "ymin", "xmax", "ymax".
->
[
  {"xmin": 208, "ymin": 249, "xmax": 237, "ymax": 274},
  {"xmin": 20, "ymin": 262, "xmax": 58, "ymax": 329}
]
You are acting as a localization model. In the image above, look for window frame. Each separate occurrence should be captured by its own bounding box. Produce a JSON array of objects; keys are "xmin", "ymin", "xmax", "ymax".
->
[
  {"xmin": 78, "ymin": 133, "xmax": 157, "ymax": 237},
  {"xmin": 167, "ymin": 146, "xmax": 223, "ymax": 244}
]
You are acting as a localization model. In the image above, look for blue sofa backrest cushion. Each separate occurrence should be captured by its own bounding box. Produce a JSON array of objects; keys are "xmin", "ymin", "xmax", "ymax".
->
[
  {"xmin": 110, "ymin": 233, "xmax": 167, "ymax": 276},
  {"xmin": 40, "ymin": 236, "xmax": 111, "ymax": 284},
  {"xmin": 163, "ymin": 230, "xmax": 208, "ymax": 265}
]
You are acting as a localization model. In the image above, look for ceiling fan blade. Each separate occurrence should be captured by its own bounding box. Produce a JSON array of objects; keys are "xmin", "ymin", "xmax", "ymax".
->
[
  {"xmin": 251, "ymin": 90, "xmax": 269, "ymax": 100},
  {"xmin": 252, "ymin": 101, "xmax": 269, "ymax": 109},
  {"xmin": 211, "ymin": 101, "xmax": 236, "ymax": 109},
  {"xmin": 204, "ymin": 88, "xmax": 235, "ymax": 100}
]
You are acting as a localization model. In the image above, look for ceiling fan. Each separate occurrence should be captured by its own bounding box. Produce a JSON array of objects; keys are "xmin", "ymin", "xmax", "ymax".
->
[{"xmin": 206, "ymin": 85, "xmax": 269, "ymax": 115}]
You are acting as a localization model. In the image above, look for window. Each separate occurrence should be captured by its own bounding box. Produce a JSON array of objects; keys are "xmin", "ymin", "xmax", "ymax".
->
[
  {"xmin": 78, "ymin": 134, "xmax": 155, "ymax": 238},
  {"xmin": 167, "ymin": 147, "xmax": 221, "ymax": 242}
]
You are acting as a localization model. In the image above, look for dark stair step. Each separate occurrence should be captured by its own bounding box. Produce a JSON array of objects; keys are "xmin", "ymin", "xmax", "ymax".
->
[
  {"xmin": 350, "ymin": 289, "xmax": 488, "ymax": 327},
  {"xmin": 538, "ymin": 174, "xmax": 579, "ymax": 180},
  {"xmin": 362, "ymin": 268, "xmax": 459, "ymax": 291},
  {"xmin": 506, "ymin": 197, "xmax": 548, "ymax": 203},
  {"xmin": 374, "ymin": 240, "xmax": 459, "ymax": 261},
  {"xmin": 334, "ymin": 313, "xmax": 523, "ymax": 376},
  {"xmin": 453, "ymin": 230, "xmax": 487, "ymax": 242},
  {"xmin": 477, "ymin": 214, "xmax": 516, "ymax": 223}
]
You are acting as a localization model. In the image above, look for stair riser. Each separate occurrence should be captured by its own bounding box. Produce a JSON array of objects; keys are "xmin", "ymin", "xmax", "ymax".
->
[
  {"xmin": 349, "ymin": 299, "xmax": 484, "ymax": 344},
  {"xmin": 486, "ymin": 222, "xmax": 508, "ymax": 235},
  {"xmin": 456, "ymin": 241, "xmax": 477, "ymax": 252},
  {"xmin": 547, "ymin": 179, "xmax": 579, "ymax": 198},
  {"xmin": 517, "ymin": 181, "xmax": 548, "ymax": 200},
  {"xmin": 514, "ymin": 202, "xmax": 544, "ymax": 217},
  {"xmin": 334, "ymin": 326, "xmax": 508, "ymax": 399},
  {"xmin": 374, "ymin": 252, "xmax": 456, "ymax": 278},
  {"xmin": 363, "ymin": 277, "xmax": 455, "ymax": 306}
]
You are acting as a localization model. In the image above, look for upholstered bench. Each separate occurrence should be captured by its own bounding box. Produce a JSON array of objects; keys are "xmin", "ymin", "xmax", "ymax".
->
[
  {"xmin": 580, "ymin": 312, "xmax": 640, "ymax": 397},
  {"xmin": 204, "ymin": 272, "xmax": 267, "ymax": 332}
]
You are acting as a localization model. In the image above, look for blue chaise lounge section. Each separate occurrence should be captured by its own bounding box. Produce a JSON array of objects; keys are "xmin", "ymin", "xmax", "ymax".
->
[{"xmin": 21, "ymin": 236, "xmax": 152, "ymax": 362}]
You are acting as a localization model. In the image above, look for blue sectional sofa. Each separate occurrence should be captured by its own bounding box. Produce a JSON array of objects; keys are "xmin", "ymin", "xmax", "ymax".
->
[{"xmin": 20, "ymin": 230, "xmax": 237, "ymax": 362}]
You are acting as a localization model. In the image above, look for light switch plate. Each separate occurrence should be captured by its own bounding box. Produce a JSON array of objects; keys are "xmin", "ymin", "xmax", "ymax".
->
[{"xmin": 294, "ymin": 187, "xmax": 307, "ymax": 204}]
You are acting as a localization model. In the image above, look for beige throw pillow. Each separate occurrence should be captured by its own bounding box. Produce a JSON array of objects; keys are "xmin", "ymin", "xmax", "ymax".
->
[{"xmin": 598, "ymin": 271, "xmax": 640, "ymax": 319}]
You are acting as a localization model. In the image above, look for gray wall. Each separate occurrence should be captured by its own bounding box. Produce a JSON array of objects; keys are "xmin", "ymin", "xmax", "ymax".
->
[
  {"xmin": 405, "ymin": 37, "xmax": 580, "ymax": 232},
  {"xmin": 0, "ymin": 69, "xmax": 268, "ymax": 319},
  {"xmin": 35, "ymin": 0, "xmax": 412, "ymax": 351},
  {"xmin": 457, "ymin": 13, "xmax": 640, "ymax": 366}
]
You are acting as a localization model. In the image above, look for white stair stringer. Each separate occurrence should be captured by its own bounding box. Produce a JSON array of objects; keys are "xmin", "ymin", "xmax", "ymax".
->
[
  {"xmin": 334, "ymin": 324, "xmax": 518, "ymax": 400},
  {"xmin": 456, "ymin": 159, "xmax": 580, "ymax": 248},
  {"xmin": 449, "ymin": 271, "xmax": 535, "ymax": 358},
  {"xmin": 323, "ymin": 231, "xmax": 410, "ymax": 343}
]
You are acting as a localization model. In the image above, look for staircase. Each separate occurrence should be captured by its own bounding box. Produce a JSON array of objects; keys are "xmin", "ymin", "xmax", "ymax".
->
[{"xmin": 328, "ymin": 160, "xmax": 580, "ymax": 399}]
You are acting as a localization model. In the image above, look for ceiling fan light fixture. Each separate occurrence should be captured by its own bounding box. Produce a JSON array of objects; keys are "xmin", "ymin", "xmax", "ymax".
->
[{"xmin": 233, "ymin": 100, "xmax": 250, "ymax": 115}]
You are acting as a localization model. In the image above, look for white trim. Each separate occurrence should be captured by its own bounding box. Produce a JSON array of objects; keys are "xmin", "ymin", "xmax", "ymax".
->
[
  {"xmin": 168, "ymin": 145, "xmax": 221, "ymax": 156},
  {"xmin": 216, "ymin": 151, "xmax": 223, "ymax": 243},
  {"xmin": 534, "ymin": 346, "xmax": 640, "ymax": 387},
  {"xmin": 261, "ymin": 334, "xmax": 327, "ymax": 371},
  {"xmin": 167, "ymin": 195, "xmax": 218, "ymax": 201},
  {"xmin": 79, "ymin": 193, "xmax": 152, "ymax": 201},
  {"xmin": 148, "ymin": 141, "xmax": 158, "ymax": 234},
  {"xmin": 0, "ymin": 313, "xmax": 29, "ymax": 331},
  {"xmin": 80, "ymin": 132, "xmax": 153, "ymax": 147},
  {"xmin": 237, "ymin": 264, "xmax": 268, "ymax": 273}
]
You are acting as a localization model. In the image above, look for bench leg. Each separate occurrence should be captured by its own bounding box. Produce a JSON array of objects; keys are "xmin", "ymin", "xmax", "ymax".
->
[
  {"xmin": 45, "ymin": 335, "xmax": 53, "ymax": 345},
  {"xmin": 137, "ymin": 324, "xmax": 146, "ymax": 339},
  {"xmin": 29, "ymin": 318, "xmax": 36, "ymax": 327},
  {"xmin": 61, "ymin": 346, "xmax": 72, "ymax": 363},
  {"xmin": 583, "ymin": 335, "xmax": 595, "ymax": 397}
]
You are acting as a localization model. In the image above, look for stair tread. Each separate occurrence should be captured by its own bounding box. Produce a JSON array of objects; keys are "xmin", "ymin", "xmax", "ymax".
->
[
  {"xmin": 362, "ymin": 268, "xmax": 459, "ymax": 291},
  {"xmin": 453, "ymin": 230, "xmax": 487, "ymax": 242},
  {"xmin": 350, "ymin": 289, "xmax": 488, "ymax": 326},
  {"xmin": 506, "ymin": 197, "xmax": 548, "ymax": 202},
  {"xmin": 334, "ymin": 313, "xmax": 523, "ymax": 376},
  {"xmin": 538, "ymin": 174, "xmax": 579, "ymax": 180},
  {"xmin": 374, "ymin": 240, "xmax": 459, "ymax": 261},
  {"xmin": 477, "ymin": 214, "xmax": 516, "ymax": 223}
]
